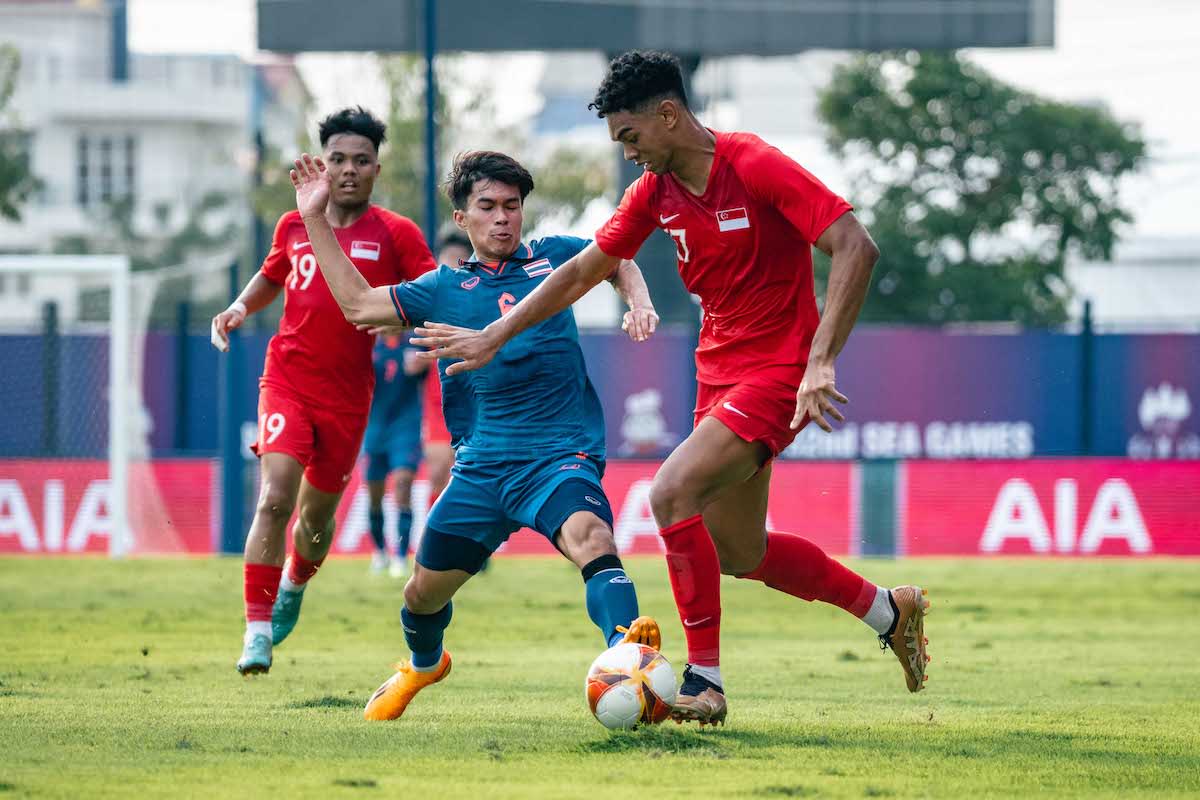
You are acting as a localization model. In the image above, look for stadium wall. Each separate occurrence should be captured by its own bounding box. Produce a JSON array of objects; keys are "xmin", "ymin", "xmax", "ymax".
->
[
  {"xmin": 3, "ymin": 328, "xmax": 1198, "ymax": 460},
  {"xmin": 2, "ymin": 458, "xmax": 1196, "ymax": 557}
]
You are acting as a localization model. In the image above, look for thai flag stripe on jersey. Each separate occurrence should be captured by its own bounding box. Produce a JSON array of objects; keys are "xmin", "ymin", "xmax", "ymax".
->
[{"xmin": 523, "ymin": 258, "xmax": 552, "ymax": 277}]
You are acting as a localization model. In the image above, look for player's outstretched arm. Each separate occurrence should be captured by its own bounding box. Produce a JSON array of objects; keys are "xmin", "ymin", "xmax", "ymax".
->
[
  {"xmin": 608, "ymin": 259, "xmax": 659, "ymax": 343},
  {"xmin": 210, "ymin": 272, "xmax": 282, "ymax": 352},
  {"xmin": 793, "ymin": 212, "xmax": 880, "ymax": 431},
  {"xmin": 413, "ymin": 242, "xmax": 620, "ymax": 374},
  {"xmin": 290, "ymin": 153, "xmax": 401, "ymax": 326}
]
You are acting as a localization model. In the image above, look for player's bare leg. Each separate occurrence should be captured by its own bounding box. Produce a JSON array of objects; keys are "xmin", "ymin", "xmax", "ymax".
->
[
  {"xmin": 272, "ymin": 479, "xmax": 342, "ymax": 646},
  {"xmin": 556, "ymin": 511, "xmax": 660, "ymax": 651},
  {"xmin": 390, "ymin": 468, "xmax": 416, "ymax": 577},
  {"xmin": 239, "ymin": 453, "xmax": 304, "ymax": 675},
  {"xmin": 363, "ymin": 564, "xmax": 469, "ymax": 721},
  {"xmin": 423, "ymin": 442, "xmax": 454, "ymax": 503},
  {"xmin": 366, "ymin": 477, "xmax": 391, "ymax": 574}
]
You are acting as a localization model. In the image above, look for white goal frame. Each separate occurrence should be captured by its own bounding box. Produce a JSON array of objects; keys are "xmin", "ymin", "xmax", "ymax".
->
[{"xmin": 0, "ymin": 255, "xmax": 132, "ymax": 556}]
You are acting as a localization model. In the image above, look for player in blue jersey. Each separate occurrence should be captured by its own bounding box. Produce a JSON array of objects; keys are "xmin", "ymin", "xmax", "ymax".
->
[
  {"xmin": 362, "ymin": 332, "xmax": 426, "ymax": 577},
  {"xmin": 290, "ymin": 149, "xmax": 663, "ymax": 722}
]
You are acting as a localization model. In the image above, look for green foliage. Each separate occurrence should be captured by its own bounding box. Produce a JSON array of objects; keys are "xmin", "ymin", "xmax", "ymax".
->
[
  {"xmin": 2, "ymin": 557, "xmax": 1198, "ymax": 797},
  {"xmin": 254, "ymin": 56, "xmax": 612, "ymax": 241},
  {"xmin": 53, "ymin": 192, "xmax": 242, "ymax": 324},
  {"xmin": 524, "ymin": 146, "xmax": 614, "ymax": 232},
  {"xmin": 0, "ymin": 45, "xmax": 42, "ymax": 222},
  {"xmin": 817, "ymin": 52, "xmax": 1146, "ymax": 325}
]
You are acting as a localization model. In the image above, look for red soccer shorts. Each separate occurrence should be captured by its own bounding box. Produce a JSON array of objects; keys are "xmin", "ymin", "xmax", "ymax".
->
[
  {"xmin": 251, "ymin": 381, "xmax": 367, "ymax": 493},
  {"xmin": 694, "ymin": 369, "xmax": 807, "ymax": 457},
  {"xmin": 422, "ymin": 369, "xmax": 451, "ymax": 445}
]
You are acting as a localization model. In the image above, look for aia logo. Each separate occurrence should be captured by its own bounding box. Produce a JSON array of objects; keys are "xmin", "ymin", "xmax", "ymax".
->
[
  {"xmin": 498, "ymin": 292, "xmax": 516, "ymax": 316},
  {"xmin": 461, "ymin": 277, "xmax": 480, "ymax": 290}
]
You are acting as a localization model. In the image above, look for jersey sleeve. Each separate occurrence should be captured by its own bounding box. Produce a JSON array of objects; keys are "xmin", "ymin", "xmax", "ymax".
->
[
  {"xmin": 737, "ymin": 138, "xmax": 853, "ymax": 244},
  {"xmin": 385, "ymin": 213, "xmax": 437, "ymax": 281},
  {"xmin": 594, "ymin": 174, "xmax": 657, "ymax": 259},
  {"xmin": 259, "ymin": 213, "xmax": 297, "ymax": 285},
  {"xmin": 388, "ymin": 268, "xmax": 439, "ymax": 327}
]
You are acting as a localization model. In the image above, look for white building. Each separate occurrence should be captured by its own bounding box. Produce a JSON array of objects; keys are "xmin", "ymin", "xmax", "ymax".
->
[{"xmin": 0, "ymin": 0, "xmax": 310, "ymax": 325}]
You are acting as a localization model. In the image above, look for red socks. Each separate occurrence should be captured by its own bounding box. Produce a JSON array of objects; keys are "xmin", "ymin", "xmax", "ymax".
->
[
  {"xmin": 244, "ymin": 562, "xmax": 282, "ymax": 623},
  {"xmin": 739, "ymin": 531, "xmax": 876, "ymax": 617},
  {"xmin": 286, "ymin": 551, "xmax": 324, "ymax": 587},
  {"xmin": 659, "ymin": 515, "xmax": 723, "ymax": 667}
]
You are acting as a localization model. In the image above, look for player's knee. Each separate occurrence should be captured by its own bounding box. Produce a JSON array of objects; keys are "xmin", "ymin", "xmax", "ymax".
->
[
  {"xmin": 393, "ymin": 474, "xmax": 415, "ymax": 503},
  {"xmin": 559, "ymin": 515, "xmax": 617, "ymax": 564},
  {"xmin": 403, "ymin": 577, "xmax": 443, "ymax": 614},
  {"xmin": 649, "ymin": 471, "xmax": 699, "ymax": 525},
  {"xmin": 255, "ymin": 486, "xmax": 296, "ymax": 526}
]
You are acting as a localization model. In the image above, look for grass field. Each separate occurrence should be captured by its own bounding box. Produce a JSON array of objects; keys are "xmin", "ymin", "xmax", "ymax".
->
[{"xmin": 2, "ymin": 556, "xmax": 1198, "ymax": 799}]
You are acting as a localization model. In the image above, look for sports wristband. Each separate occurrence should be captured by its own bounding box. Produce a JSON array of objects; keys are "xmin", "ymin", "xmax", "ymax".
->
[{"xmin": 228, "ymin": 300, "xmax": 248, "ymax": 319}]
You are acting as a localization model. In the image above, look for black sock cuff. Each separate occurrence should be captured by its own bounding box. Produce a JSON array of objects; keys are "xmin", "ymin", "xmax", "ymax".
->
[{"xmin": 581, "ymin": 554, "xmax": 624, "ymax": 583}]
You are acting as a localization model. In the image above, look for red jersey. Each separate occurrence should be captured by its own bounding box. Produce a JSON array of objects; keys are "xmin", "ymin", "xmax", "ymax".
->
[
  {"xmin": 259, "ymin": 206, "xmax": 435, "ymax": 414},
  {"xmin": 595, "ymin": 131, "xmax": 852, "ymax": 386}
]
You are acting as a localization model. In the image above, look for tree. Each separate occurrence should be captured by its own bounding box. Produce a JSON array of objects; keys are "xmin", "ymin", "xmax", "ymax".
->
[
  {"xmin": 816, "ymin": 51, "xmax": 1146, "ymax": 325},
  {"xmin": 0, "ymin": 45, "xmax": 42, "ymax": 222},
  {"xmin": 256, "ymin": 54, "xmax": 613, "ymax": 243}
]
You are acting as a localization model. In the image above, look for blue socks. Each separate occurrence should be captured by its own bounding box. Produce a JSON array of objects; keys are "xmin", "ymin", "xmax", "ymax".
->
[
  {"xmin": 402, "ymin": 602, "xmax": 452, "ymax": 670},
  {"xmin": 396, "ymin": 508, "xmax": 413, "ymax": 558},
  {"xmin": 582, "ymin": 555, "xmax": 640, "ymax": 648},
  {"xmin": 368, "ymin": 508, "xmax": 386, "ymax": 553}
]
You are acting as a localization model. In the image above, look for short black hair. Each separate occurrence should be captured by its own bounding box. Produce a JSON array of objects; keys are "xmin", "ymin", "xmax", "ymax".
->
[
  {"xmin": 435, "ymin": 224, "xmax": 471, "ymax": 254},
  {"xmin": 445, "ymin": 151, "xmax": 535, "ymax": 210},
  {"xmin": 589, "ymin": 50, "xmax": 688, "ymax": 118},
  {"xmin": 318, "ymin": 106, "xmax": 387, "ymax": 152}
]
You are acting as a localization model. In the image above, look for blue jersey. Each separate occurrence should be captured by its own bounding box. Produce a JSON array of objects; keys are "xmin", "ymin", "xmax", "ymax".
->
[
  {"xmin": 362, "ymin": 334, "xmax": 424, "ymax": 453},
  {"xmin": 387, "ymin": 236, "xmax": 606, "ymax": 465}
]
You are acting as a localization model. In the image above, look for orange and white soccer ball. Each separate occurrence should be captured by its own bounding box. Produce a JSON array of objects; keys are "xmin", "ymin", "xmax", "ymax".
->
[{"xmin": 585, "ymin": 642, "xmax": 677, "ymax": 730}]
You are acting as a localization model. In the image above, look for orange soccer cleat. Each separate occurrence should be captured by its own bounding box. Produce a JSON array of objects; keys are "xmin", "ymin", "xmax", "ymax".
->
[
  {"xmin": 362, "ymin": 651, "xmax": 453, "ymax": 721},
  {"xmin": 615, "ymin": 616, "xmax": 662, "ymax": 651}
]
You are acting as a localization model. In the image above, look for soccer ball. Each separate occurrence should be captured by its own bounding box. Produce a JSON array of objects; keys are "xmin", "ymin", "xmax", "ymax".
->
[{"xmin": 585, "ymin": 642, "xmax": 677, "ymax": 730}]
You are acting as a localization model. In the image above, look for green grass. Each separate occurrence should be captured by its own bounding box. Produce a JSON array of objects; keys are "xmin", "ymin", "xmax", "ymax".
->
[{"xmin": 2, "ymin": 557, "xmax": 1198, "ymax": 799}]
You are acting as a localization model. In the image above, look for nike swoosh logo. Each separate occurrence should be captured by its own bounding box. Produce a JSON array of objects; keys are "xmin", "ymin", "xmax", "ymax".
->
[
  {"xmin": 293, "ymin": 241, "xmax": 311, "ymax": 251},
  {"xmin": 659, "ymin": 213, "xmax": 680, "ymax": 225},
  {"xmin": 683, "ymin": 616, "xmax": 712, "ymax": 627},
  {"xmin": 722, "ymin": 402, "xmax": 749, "ymax": 419}
]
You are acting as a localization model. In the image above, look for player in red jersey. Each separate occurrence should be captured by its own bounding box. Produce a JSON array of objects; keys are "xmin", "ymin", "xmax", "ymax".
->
[
  {"xmin": 211, "ymin": 107, "xmax": 435, "ymax": 675},
  {"xmin": 413, "ymin": 52, "xmax": 930, "ymax": 724}
]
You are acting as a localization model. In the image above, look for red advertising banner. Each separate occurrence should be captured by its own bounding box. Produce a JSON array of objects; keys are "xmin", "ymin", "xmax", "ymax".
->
[
  {"xmin": 333, "ymin": 460, "xmax": 856, "ymax": 558},
  {"xmin": 0, "ymin": 459, "xmax": 216, "ymax": 554},
  {"xmin": 902, "ymin": 459, "xmax": 1200, "ymax": 556}
]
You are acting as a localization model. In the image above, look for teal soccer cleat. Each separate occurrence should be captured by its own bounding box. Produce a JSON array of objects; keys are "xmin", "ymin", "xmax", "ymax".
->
[
  {"xmin": 237, "ymin": 633, "xmax": 272, "ymax": 675},
  {"xmin": 271, "ymin": 586, "xmax": 306, "ymax": 645}
]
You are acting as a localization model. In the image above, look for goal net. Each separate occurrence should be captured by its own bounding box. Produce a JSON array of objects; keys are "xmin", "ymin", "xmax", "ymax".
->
[{"xmin": 0, "ymin": 254, "xmax": 215, "ymax": 556}]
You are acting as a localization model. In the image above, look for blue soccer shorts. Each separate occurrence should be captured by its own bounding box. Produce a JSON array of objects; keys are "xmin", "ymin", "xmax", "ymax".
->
[{"xmin": 417, "ymin": 452, "xmax": 614, "ymax": 573}]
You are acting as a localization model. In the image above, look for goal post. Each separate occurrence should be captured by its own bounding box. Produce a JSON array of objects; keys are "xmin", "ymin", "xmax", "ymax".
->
[{"xmin": 0, "ymin": 254, "xmax": 132, "ymax": 556}]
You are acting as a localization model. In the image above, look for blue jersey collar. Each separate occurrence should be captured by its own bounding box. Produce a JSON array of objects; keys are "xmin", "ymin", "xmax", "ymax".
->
[{"xmin": 462, "ymin": 242, "xmax": 536, "ymax": 273}]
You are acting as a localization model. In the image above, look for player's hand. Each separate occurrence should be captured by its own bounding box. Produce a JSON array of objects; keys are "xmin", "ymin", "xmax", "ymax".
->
[
  {"xmin": 621, "ymin": 307, "xmax": 659, "ymax": 343},
  {"xmin": 289, "ymin": 153, "xmax": 331, "ymax": 219},
  {"xmin": 411, "ymin": 322, "xmax": 502, "ymax": 375},
  {"xmin": 355, "ymin": 323, "xmax": 410, "ymax": 337},
  {"xmin": 210, "ymin": 302, "xmax": 246, "ymax": 353},
  {"xmin": 793, "ymin": 358, "xmax": 848, "ymax": 431}
]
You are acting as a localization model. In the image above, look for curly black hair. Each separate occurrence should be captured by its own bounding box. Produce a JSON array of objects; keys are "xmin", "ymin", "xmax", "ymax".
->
[
  {"xmin": 318, "ymin": 106, "xmax": 387, "ymax": 152},
  {"xmin": 589, "ymin": 50, "xmax": 688, "ymax": 117},
  {"xmin": 444, "ymin": 151, "xmax": 535, "ymax": 210}
]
